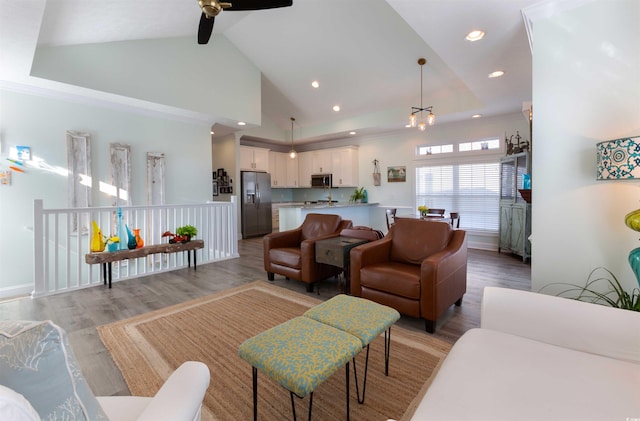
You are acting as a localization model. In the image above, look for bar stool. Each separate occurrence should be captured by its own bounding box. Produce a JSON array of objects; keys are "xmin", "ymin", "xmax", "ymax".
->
[
  {"xmin": 385, "ymin": 208, "xmax": 397, "ymax": 230},
  {"xmin": 450, "ymin": 212, "xmax": 460, "ymax": 228}
]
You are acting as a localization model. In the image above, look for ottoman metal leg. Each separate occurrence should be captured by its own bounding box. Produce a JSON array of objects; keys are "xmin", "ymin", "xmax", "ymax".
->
[
  {"xmin": 352, "ymin": 345, "xmax": 370, "ymax": 404},
  {"xmin": 253, "ymin": 367, "xmax": 258, "ymax": 421},
  {"xmin": 346, "ymin": 362, "xmax": 350, "ymax": 421},
  {"xmin": 384, "ymin": 328, "xmax": 392, "ymax": 376},
  {"xmin": 352, "ymin": 327, "xmax": 393, "ymax": 405}
]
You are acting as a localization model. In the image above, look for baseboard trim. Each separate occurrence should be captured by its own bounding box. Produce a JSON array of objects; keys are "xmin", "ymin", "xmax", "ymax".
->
[{"xmin": 0, "ymin": 284, "xmax": 33, "ymax": 301}]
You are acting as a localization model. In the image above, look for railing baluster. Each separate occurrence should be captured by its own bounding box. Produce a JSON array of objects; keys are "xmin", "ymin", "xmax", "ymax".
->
[{"xmin": 31, "ymin": 200, "xmax": 238, "ymax": 297}]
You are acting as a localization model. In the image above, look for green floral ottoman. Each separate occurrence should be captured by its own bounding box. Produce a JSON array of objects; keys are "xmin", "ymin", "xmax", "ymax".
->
[
  {"xmin": 303, "ymin": 294, "xmax": 401, "ymax": 403},
  {"xmin": 238, "ymin": 316, "xmax": 361, "ymax": 421}
]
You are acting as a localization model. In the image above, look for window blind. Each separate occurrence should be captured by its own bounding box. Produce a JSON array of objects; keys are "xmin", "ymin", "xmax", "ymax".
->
[{"xmin": 415, "ymin": 162, "xmax": 500, "ymax": 232}]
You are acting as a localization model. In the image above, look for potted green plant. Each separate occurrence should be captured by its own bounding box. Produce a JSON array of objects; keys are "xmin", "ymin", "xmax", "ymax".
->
[
  {"xmin": 175, "ymin": 225, "xmax": 198, "ymax": 243},
  {"xmin": 350, "ymin": 187, "xmax": 366, "ymax": 203},
  {"xmin": 540, "ymin": 267, "xmax": 640, "ymax": 312}
]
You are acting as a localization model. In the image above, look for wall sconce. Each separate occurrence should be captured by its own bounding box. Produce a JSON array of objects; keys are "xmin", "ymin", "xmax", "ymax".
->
[{"xmin": 596, "ymin": 136, "xmax": 640, "ymax": 286}]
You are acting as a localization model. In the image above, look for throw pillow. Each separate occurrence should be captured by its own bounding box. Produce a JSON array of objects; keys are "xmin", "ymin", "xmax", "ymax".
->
[{"xmin": 0, "ymin": 320, "xmax": 108, "ymax": 420}]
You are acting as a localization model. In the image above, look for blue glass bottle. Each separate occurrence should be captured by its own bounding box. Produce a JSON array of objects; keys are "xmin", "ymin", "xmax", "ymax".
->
[{"xmin": 117, "ymin": 208, "xmax": 127, "ymax": 250}]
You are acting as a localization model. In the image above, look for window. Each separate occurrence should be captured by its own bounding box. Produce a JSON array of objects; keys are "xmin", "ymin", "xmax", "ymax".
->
[
  {"xmin": 415, "ymin": 161, "xmax": 500, "ymax": 232},
  {"xmin": 458, "ymin": 138, "xmax": 500, "ymax": 152},
  {"xmin": 417, "ymin": 144, "xmax": 454, "ymax": 156}
]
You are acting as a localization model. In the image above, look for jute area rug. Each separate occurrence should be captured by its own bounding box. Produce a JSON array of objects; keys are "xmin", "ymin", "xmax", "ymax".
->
[{"xmin": 97, "ymin": 281, "xmax": 452, "ymax": 420}]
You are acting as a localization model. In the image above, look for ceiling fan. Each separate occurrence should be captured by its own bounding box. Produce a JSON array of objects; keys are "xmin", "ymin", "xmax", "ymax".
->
[{"xmin": 197, "ymin": 0, "xmax": 293, "ymax": 44}]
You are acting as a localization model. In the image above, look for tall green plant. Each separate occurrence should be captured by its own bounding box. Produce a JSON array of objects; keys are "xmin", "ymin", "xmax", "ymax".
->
[{"xmin": 540, "ymin": 267, "xmax": 640, "ymax": 312}]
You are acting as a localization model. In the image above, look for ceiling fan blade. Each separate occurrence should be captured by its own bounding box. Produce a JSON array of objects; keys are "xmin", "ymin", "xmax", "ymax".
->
[
  {"xmin": 197, "ymin": 12, "xmax": 215, "ymax": 44},
  {"xmin": 226, "ymin": 0, "xmax": 292, "ymax": 11}
]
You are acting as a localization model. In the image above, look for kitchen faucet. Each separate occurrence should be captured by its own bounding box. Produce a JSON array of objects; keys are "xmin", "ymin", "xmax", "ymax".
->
[{"xmin": 323, "ymin": 184, "xmax": 333, "ymax": 206}]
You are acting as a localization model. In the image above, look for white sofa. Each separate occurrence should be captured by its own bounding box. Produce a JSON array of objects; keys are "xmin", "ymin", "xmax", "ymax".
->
[{"xmin": 406, "ymin": 287, "xmax": 640, "ymax": 421}]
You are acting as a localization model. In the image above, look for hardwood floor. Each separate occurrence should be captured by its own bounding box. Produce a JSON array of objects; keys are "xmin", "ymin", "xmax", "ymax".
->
[{"xmin": 0, "ymin": 237, "xmax": 530, "ymax": 397}]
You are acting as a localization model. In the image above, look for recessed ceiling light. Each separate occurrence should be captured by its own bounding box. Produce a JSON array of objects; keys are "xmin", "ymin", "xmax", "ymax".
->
[
  {"xmin": 237, "ymin": 121, "xmax": 246, "ymax": 126},
  {"xmin": 349, "ymin": 131, "xmax": 356, "ymax": 135},
  {"xmin": 471, "ymin": 114, "xmax": 482, "ymax": 119},
  {"xmin": 465, "ymin": 30, "xmax": 485, "ymax": 42},
  {"xmin": 488, "ymin": 70, "xmax": 505, "ymax": 78},
  {"xmin": 332, "ymin": 105, "xmax": 340, "ymax": 112},
  {"xmin": 210, "ymin": 131, "xmax": 215, "ymax": 134},
  {"xmin": 311, "ymin": 80, "xmax": 319, "ymax": 88}
]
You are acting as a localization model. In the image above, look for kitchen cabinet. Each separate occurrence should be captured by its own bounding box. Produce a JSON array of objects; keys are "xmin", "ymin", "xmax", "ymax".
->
[
  {"xmin": 268, "ymin": 152, "xmax": 288, "ymax": 187},
  {"xmin": 330, "ymin": 147, "xmax": 359, "ymax": 187},
  {"xmin": 499, "ymin": 152, "xmax": 531, "ymax": 262},
  {"xmin": 286, "ymin": 154, "xmax": 299, "ymax": 187},
  {"xmin": 240, "ymin": 146, "xmax": 269, "ymax": 171},
  {"xmin": 293, "ymin": 147, "xmax": 360, "ymax": 188},
  {"xmin": 310, "ymin": 150, "xmax": 332, "ymax": 174},
  {"xmin": 297, "ymin": 152, "xmax": 313, "ymax": 187}
]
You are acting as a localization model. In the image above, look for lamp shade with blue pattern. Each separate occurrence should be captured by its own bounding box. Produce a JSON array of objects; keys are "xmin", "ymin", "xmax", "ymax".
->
[{"xmin": 596, "ymin": 136, "xmax": 640, "ymax": 180}]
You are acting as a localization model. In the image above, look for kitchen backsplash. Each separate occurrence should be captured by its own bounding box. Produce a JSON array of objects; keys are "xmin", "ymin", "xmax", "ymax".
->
[{"xmin": 272, "ymin": 188, "xmax": 354, "ymax": 203}]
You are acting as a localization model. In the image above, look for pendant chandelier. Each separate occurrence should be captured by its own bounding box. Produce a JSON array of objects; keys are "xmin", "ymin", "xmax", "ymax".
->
[
  {"xmin": 409, "ymin": 58, "xmax": 435, "ymax": 131},
  {"xmin": 289, "ymin": 117, "xmax": 297, "ymax": 159}
]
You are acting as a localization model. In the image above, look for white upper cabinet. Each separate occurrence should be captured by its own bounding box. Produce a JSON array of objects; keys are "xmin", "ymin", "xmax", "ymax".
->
[
  {"xmin": 270, "ymin": 146, "xmax": 358, "ymax": 188},
  {"xmin": 240, "ymin": 146, "xmax": 270, "ymax": 171},
  {"xmin": 286, "ymin": 155, "xmax": 299, "ymax": 187},
  {"xmin": 297, "ymin": 152, "xmax": 313, "ymax": 187},
  {"xmin": 268, "ymin": 152, "xmax": 288, "ymax": 187},
  {"xmin": 310, "ymin": 150, "xmax": 332, "ymax": 174},
  {"xmin": 330, "ymin": 147, "xmax": 359, "ymax": 187}
]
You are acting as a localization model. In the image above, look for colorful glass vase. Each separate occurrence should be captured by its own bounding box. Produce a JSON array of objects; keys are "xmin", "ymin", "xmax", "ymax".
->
[
  {"xmin": 134, "ymin": 228, "xmax": 144, "ymax": 249},
  {"xmin": 117, "ymin": 208, "xmax": 127, "ymax": 250},
  {"xmin": 625, "ymin": 209, "xmax": 640, "ymax": 287},
  {"xmin": 126, "ymin": 225, "xmax": 137, "ymax": 250}
]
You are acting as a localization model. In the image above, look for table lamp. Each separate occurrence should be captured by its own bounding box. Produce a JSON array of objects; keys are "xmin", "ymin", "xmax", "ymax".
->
[{"xmin": 596, "ymin": 136, "xmax": 640, "ymax": 285}]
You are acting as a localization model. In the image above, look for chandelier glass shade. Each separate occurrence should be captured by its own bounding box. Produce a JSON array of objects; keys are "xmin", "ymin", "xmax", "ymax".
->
[
  {"xmin": 409, "ymin": 58, "xmax": 435, "ymax": 130},
  {"xmin": 289, "ymin": 117, "xmax": 297, "ymax": 159}
]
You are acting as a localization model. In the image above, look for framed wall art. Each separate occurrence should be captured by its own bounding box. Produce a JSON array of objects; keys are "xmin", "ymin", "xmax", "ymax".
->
[{"xmin": 387, "ymin": 166, "xmax": 406, "ymax": 182}]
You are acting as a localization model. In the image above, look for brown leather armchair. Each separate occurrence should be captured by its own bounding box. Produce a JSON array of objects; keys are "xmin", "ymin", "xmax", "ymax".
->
[
  {"xmin": 264, "ymin": 213, "xmax": 352, "ymax": 292},
  {"xmin": 350, "ymin": 219, "xmax": 467, "ymax": 333}
]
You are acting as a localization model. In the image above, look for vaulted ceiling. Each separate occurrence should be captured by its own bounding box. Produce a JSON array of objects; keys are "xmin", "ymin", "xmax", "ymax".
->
[{"xmin": 1, "ymin": 0, "xmax": 538, "ymax": 145}]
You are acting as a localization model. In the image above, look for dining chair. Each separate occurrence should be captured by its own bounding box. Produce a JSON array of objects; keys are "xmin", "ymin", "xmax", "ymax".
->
[
  {"xmin": 450, "ymin": 212, "xmax": 460, "ymax": 228},
  {"xmin": 385, "ymin": 208, "xmax": 397, "ymax": 230},
  {"xmin": 428, "ymin": 208, "xmax": 446, "ymax": 216}
]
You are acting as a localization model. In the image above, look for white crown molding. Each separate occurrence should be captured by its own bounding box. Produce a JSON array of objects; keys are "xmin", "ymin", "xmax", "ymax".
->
[
  {"xmin": 0, "ymin": 79, "xmax": 216, "ymax": 127},
  {"xmin": 521, "ymin": 0, "xmax": 597, "ymax": 53}
]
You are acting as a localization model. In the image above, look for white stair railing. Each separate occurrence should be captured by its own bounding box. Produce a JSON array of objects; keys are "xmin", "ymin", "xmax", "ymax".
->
[{"xmin": 32, "ymin": 198, "xmax": 238, "ymax": 297}]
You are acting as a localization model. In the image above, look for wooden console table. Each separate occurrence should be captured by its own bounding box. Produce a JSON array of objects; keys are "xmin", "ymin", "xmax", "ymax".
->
[{"xmin": 85, "ymin": 240, "xmax": 204, "ymax": 288}]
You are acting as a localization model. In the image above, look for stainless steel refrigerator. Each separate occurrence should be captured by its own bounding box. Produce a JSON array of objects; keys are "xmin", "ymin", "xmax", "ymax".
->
[{"xmin": 241, "ymin": 171, "xmax": 273, "ymax": 238}]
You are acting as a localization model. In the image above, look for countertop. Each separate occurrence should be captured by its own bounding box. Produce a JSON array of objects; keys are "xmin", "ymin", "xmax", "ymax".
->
[{"xmin": 278, "ymin": 202, "xmax": 378, "ymax": 209}]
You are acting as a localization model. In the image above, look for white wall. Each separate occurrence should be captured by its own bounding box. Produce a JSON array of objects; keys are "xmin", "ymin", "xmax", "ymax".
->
[
  {"xmin": 531, "ymin": 0, "xmax": 640, "ymax": 294},
  {"xmin": 0, "ymin": 89, "xmax": 212, "ymax": 296},
  {"xmin": 31, "ymin": 36, "xmax": 261, "ymax": 125}
]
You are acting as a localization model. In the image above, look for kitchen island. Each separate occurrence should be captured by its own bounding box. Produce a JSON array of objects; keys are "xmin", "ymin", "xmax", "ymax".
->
[{"xmin": 279, "ymin": 202, "xmax": 379, "ymax": 231}]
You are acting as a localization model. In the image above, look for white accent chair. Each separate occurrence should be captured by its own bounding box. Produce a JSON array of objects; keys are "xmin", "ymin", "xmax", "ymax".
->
[
  {"xmin": 96, "ymin": 361, "xmax": 210, "ymax": 421},
  {"xmin": 0, "ymin": 320, "xmax": 210, "ymax": 421}
]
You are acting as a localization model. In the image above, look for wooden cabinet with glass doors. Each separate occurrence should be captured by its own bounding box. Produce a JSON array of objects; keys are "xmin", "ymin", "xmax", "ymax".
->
[{"xmin": 499, "ymin": 152, "xmax": 531, "ymax": 262}]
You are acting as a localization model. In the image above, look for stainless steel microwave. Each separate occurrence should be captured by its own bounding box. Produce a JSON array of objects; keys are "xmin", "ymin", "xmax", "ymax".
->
[{"xmin": 311, "ymin": 174, "xmax": 332, "ymax": 188}]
